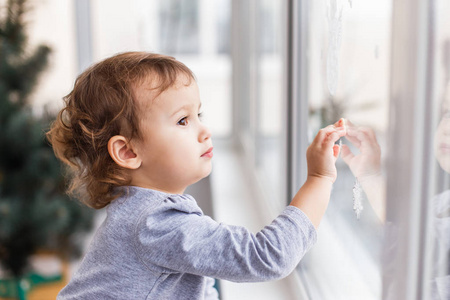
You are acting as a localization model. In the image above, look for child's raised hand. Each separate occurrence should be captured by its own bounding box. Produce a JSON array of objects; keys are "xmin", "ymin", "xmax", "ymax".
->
[{"xmin": 306, "ymin": 119, "xmax": 346, "ymax": 183}]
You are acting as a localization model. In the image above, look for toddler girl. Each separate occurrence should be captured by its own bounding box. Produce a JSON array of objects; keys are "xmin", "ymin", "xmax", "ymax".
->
[{"xmin": 48, "ymin": 52, "xmax": 346, "ymax": 299}]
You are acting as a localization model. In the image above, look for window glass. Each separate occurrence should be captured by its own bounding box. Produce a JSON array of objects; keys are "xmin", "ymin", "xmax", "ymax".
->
[
  {"xmin": 423, "ymin": 0, "xmax": 450, "ymax": 298},
  {"xmin": 233, "ymin": 0, "xmax": 287, "ymax": 210},
  {"xmin": 435, "ymin": 0, "xmax": 450, "ymax": 195},
  {"xmin": 159, "ymin": 0, "xmax": 199, "ymax": 54},
  {"xmin": 255, "ymin": 0, "xmax": 286, "ymax": 209},
  {"xmin": 217, "ymin": 0, "xmax": 231, "ymax": 55},
  {"xmin": 296, "ymin": 1, "xmax": 392, "ymax": 299}
]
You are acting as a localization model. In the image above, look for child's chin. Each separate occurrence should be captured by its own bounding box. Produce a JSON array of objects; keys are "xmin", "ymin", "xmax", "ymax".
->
[
  {"xmin": 200, "ymin": 166, "xmax": 213, "ymax": 180},
  {"xmin": 189, "ymin": 168, "xmax": 212, "ymax": 185},
  {"xmin": 203, "ymin": 167, "xmax": 213, "ymax": 178}
]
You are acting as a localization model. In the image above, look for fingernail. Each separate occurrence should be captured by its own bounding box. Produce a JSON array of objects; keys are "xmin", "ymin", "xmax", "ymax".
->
[{"xmin": 340, "ymin": 118, "xmax": 347, "ymax": 133}]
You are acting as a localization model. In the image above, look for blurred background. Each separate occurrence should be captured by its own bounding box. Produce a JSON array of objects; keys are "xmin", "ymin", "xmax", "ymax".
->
[{"xmin": 0, "ymin": 0, "xmax": 449, "ymax": 299}]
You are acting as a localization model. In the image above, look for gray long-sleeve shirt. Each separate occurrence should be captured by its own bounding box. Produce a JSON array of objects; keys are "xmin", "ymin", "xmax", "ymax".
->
[{"xmin": 57, "ymin": 186, "xmax": 317, "ymax": 299}]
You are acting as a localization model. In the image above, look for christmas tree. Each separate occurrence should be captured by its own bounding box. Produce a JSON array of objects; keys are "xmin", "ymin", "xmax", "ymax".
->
[{"xmin": 0, "ymin": 0, "xmax": 93, "ymax": 298}]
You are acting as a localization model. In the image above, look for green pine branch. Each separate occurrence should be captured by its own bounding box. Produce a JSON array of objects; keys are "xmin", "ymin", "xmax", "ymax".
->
[{"xmin": 0, "ymin": 0, "xmax": 94, "ymax": 280}]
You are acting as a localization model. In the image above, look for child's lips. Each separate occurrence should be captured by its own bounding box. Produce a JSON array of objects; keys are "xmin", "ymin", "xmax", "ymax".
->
[{"xmin": 201, "ymin": 147, "xmax": 214, "ymax": 158}]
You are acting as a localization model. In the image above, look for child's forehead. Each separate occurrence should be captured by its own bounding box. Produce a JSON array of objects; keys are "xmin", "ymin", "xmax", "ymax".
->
[{"xmin": 133, "ymin": 73, "xmax": 193, "ymax": 108}]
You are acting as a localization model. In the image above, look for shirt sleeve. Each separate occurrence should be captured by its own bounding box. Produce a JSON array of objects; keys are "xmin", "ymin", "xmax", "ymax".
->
[{"xmin": 133, "ymin": 195, "xmax": 317, "ymax": 283}]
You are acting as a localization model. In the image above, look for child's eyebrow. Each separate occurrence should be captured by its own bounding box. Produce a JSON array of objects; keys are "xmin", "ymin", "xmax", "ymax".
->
[{"xmin": 171, "ymin": 103, "xmax": 202, "ymax": 117}]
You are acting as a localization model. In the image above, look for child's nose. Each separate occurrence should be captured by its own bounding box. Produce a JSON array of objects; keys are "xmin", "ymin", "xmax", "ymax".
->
[{"xmin": 198, "ymin": 124, "xmax": 211, "ymax": 142}]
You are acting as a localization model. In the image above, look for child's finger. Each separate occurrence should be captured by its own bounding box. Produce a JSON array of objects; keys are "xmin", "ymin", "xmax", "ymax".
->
[
  {"xmin": 312, "ymin": 126, "xmax": 334, "ymax": 144},
  {"xmin": 323, "ymin": 130, "xmax": 343, "ymax": 149},
  {"xmin": 311, "ymin": 124, "xmax": 346, "ymax": 153},
  {"xmin": 321, "ymin": 124, "xmax": 346, "ymax": 139},
  {"xmin": 313, "ymin": 129, "xmax": 338, "ymax": 149},
  {"xmin": 333, "ymin": 144, "xmax": 341, "ymax": 158},
  {"xmin": 333, "ymin": 118, "xmax": 346, "ymax": 130}
]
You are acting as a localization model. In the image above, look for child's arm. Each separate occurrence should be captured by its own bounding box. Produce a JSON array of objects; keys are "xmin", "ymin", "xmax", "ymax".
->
[
  {"xmin": 135, "ymin": 202, "xmax": 316, "ymax": 282},
  {"xmin": 290, "ymin": 121, "xmax": 346, "ymax": 228}
]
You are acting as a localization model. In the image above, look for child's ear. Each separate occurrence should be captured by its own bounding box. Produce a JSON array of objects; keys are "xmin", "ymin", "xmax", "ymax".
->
[{"xmin": 107, "ymin": 135, "xmax": 141, "ymax": 169}]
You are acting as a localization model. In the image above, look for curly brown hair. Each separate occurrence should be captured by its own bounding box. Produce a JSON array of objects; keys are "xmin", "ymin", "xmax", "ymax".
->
[{"xmin": 47, "ymin": 52, "xmax": 195, "ymax": 209}]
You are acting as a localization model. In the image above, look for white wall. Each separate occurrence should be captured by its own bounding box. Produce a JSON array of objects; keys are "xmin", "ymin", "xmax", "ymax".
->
[{"xmin": 24, "ymin": 0, "xmax": 78, "ymax": 113}]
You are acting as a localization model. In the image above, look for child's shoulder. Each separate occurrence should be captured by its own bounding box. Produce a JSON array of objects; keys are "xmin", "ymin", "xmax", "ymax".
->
[{"xmin": 109, "ymin": 186, "xmax": 203, "ymax": 218}]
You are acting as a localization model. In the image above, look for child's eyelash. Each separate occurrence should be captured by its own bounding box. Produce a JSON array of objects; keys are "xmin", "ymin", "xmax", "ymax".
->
[
  {"xmin": 177, "ymin": 116, "xmax": 188, "ymax": 126},
  {"xmin": 177, "ymin": 113, "xmax": 204, "ymax": 126}
]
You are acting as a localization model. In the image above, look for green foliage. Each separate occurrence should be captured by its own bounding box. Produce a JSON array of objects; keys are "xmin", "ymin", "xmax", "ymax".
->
[{"xmin": 0, "ymin": 0, "xmax": 93, "ymax": 278}]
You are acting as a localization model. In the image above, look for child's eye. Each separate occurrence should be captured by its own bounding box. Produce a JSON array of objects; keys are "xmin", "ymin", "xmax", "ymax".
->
[{"xmin": 178, "ymin": 117, "xmax": 188, "ymax": 126}]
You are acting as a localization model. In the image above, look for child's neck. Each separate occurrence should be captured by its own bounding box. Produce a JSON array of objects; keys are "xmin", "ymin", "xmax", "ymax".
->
[{"xmin": 130, "ymin": 181, "xmax": 186, "ymax": 195}]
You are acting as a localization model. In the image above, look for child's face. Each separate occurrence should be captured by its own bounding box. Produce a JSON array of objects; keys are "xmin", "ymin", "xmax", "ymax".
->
[
  {"xmin": 131, "ymin": 76, "xmax": 213, "ymax": 194},
  {"xmin": 434, "ymin": 97, "xmax": 450, "ymax": 174}
]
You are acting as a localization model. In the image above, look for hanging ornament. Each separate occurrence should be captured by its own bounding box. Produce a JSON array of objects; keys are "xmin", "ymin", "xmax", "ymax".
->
[{"xmin": 352, "ymin": 177, "xmax": 363, "ymax": 219}]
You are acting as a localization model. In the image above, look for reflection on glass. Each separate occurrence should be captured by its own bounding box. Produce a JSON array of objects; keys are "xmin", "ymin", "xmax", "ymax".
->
[
  {"xmin": 429, "ymin": 87, "xmax": 450, "ymax": 300},
  {"xmin": 341, "ymin": 120, "xmax": 385, "ymax": 222},
  {"xmin": 427, "ymin": 2, "xmax": 450, "ymax": 296},
  {"xmin": 297, "ymin": 0, "xmax": 391, "ymax": 299}
]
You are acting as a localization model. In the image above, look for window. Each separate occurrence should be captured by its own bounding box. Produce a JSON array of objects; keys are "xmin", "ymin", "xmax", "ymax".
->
[
  {"xmin": 291, "ymin": 1, "xmax": 390, "ymax": 298},
  {"xmin": 234, "ymin": 0, "xmax": 449, "ymax": 299},
  {"xmin": 255, "ymin": 0, "xmax": 286, "ymax": 209}
]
